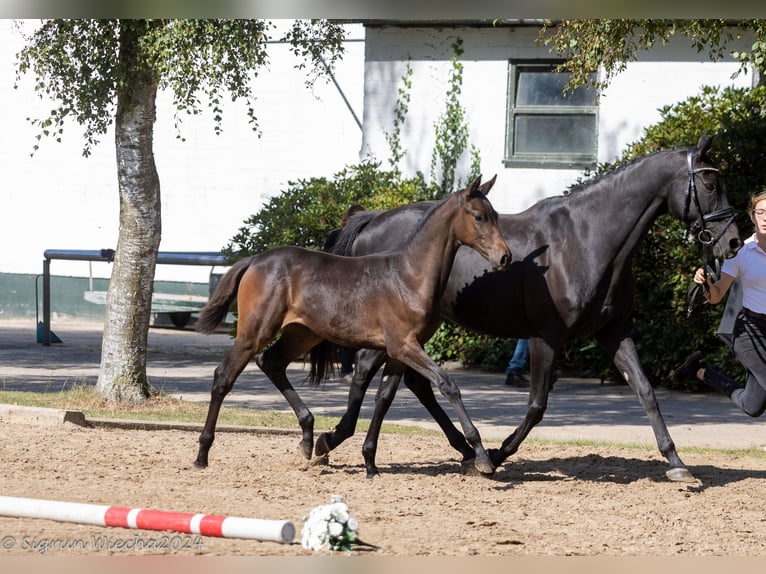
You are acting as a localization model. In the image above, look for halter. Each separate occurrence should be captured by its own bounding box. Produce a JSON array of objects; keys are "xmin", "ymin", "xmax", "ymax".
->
[{"xmin": 684, "ymin": 148, "xmax": 737, "ymax": 314}]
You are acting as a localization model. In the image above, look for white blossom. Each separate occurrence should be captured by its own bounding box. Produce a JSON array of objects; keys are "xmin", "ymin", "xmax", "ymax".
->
[{"xmin": 301, "ymin": 494, "xmax": 364, "ymax": 552}]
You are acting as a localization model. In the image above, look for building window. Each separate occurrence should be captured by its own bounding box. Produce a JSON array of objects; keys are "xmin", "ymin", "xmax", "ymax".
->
[{"xmin": 505, "ymin": 61, "xmax": 598, "ymax": 168}]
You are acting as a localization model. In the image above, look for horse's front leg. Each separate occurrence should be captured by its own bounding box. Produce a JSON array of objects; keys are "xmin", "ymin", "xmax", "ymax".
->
[
  {"xmin": 195, "ymin": 343, "xmax": 255, "ymax": 468},
  {"xmin": 315, "ymin": 348, "xmax": 388, "ymax": 458},
  {"xmin": 489, "ymin": 337, "xmax": 555, "ymax": 468},
  {"xmin": 393, "ymin": 341, "xmax": 493, "ymax": 476},
  {"xmin": 603, "ymin": 331, "xmax": 694, "ymax": 482}
]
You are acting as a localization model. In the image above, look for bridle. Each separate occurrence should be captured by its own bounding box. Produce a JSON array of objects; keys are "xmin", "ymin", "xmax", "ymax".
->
[
  {"xmin": 684, "ymin": 148, "xmax": 737, "ymax": 314},
  {"xmin": 683, "ymin": 148, "xmax": 736, "ymax": 246}
]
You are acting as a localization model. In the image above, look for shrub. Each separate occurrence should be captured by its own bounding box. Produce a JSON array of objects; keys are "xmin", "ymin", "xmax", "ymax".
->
[{"xmin": 224, "ymin": 160, "xmax": 432, "ymax": 257}]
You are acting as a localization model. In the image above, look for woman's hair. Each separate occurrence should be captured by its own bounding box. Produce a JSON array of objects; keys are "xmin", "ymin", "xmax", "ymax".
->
[{"xmin": 751, "ymin": 190, "xmax": 766, "ymax": 212}]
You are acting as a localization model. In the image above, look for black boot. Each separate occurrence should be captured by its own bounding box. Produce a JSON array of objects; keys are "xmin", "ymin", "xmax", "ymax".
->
[
  {"xmin": 702, "ymin": 368, "xmax": 743, "ymax": 398},
  {"xmin": 673, "ymin": 351, "xmax": 706, "ymax": 383}
]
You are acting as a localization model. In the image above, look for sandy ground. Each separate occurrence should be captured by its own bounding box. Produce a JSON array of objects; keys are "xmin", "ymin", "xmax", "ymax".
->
[{"xmin": 1, "ymin": 419, "xmax": 765, "ymax": 557}]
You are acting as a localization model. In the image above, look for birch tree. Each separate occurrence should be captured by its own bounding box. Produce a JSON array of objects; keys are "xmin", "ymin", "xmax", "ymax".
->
[{"xmin": 15, "ymin": 19, "xmax": 345, "ymax": 401}]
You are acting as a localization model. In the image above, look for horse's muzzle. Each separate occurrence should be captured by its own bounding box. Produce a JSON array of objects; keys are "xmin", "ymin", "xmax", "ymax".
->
[
  {"xmin": 717, "ymin": 236, "xmax": 742, "ymax": 259},
  {"xmin": 494, "ymin": 250, "xmax": 511, "ymax": 270}
]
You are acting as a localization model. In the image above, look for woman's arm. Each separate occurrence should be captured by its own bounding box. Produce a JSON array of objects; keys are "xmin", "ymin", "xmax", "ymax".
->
[{"xmin": 693, "ymin": 268, "xmax": 735, "ymax": 305}]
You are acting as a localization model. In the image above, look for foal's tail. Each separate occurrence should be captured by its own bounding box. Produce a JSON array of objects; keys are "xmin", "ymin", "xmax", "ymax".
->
[{"xmin": 195, "ymin": 257, "xmax": 252, "ymax": 334}]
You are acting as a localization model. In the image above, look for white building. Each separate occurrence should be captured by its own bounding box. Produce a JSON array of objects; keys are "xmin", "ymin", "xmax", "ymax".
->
[
  {"xmin": 0, "ymin": 19, "xmax": 757, "ymax": 318},
  {"xmin": 358, "ymin": 21, "xmax": 755, "ymax": 215}
]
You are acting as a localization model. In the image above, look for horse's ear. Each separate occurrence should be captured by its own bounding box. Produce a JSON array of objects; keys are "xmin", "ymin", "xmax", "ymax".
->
[
  {"xmin": 461, "ymin": 174, "xmax": 483, "ymax": 200},
  {"xmin": 478, "ymin": 174, "xmax": 497, "ymax": 197},
  {"xmin": 697, "ymin": 134, "xmax": 713, "ymax": 156}
]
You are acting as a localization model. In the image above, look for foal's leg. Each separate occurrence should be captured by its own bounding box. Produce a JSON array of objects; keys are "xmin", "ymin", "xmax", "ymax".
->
[
  {"xmin": 488, "ymin": 337, "xmax": 555, "ymax": 468},
  {"xmin": 597, "ymin": 328, "xmax": 694, "ymax": 482},
  {"xmin": 392, "ymin": 340, "xmax": 494, "ymax": 475},
  {"xmin": 360, "ymin": 359, "xmax": 406, "ymax": 477},
  {"xmin": 255, "ymin": 325, "xmax": 323, "ymax": 460},
  {"xmin": 315, "ymin": 348, "xmax": 388, "ymax": 458},
  {"xmin": 194, "ymin": 339, "xmax": 259, "ymax": 468}
]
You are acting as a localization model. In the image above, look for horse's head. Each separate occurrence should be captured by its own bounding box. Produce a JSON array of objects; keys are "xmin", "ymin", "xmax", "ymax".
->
[
  {"xmin": 455, "ymin": 175, "xmax": 511, "ymax": 270},
  {"xmin": 673, "ymin": 135, "xmax": 741, "ymax": 259}
]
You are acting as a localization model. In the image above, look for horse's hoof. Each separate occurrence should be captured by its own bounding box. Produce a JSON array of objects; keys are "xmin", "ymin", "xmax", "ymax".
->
[
  {"xmin": 488, "ymin": 448, "xmax": 504, "ymax": 468},
  {"xmin": 666, "ymin": 467, "xmax": 697, "ymax": 483},
  {"xmin": 365, "ymin": 469, "xmax": 380, "ymax": 480},
  {"xmin": 474, "ymin": 455, "xmax": 496, "ymax": 476},
  {"xmin": 192, "ymin": 459, "xmax": 207, "ymax": 469},
  {"xmin": 461, "ymin": 459, "xmax": 495, "ymax": 478},
  {"xmin": 299, "ymin": 440, "xmax": 313, "ymax": 460},
  {"xmin": 315, "ymin": 433, "xmax": 331, "ymax": 457}
]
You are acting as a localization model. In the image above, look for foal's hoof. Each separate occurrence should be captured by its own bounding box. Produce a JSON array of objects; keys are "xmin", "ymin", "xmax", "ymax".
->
[{"xmin": 666, "ymin": 467, "xmax": 697, "ymax": 483}]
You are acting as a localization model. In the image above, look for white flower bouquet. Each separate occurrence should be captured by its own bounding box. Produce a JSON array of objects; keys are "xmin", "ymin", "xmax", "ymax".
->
[{"xmin": 301, "ymin": 494, "xmax": 376, "ymax": 552}]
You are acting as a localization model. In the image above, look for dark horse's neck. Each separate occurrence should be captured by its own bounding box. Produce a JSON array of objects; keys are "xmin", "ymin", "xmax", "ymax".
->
[{"xmin": 562, "ymin": 151, "xmax": 677, "ymax": 268}]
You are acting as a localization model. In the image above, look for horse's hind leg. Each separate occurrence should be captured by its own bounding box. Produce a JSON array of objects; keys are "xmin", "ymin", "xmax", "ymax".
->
[
  {"xmin": 603, "ymin": 331, "xmax": 694, "ymax": 482},
  {"xmin": 361, "ymin": 359, "xmax": 406, "ymax": 477},
  {"xmin": 255, "ymin": 325, "xmax": 323, "ymax": 460},
  {"xmin": 195, "ymin": 340, "xmax": 258, "ymax": 468},
  {"xmin": 488, "ymin": 337, "xmax": 555, "ymax": 468},
  {"xmin": 403, "ymin": 370, "xmax": 475, "ymax": 465},
  {"xmin": 392, "ymin": 340, "xmax": 493, "ymax": 475},
  {"xmin": 315, "ymin": 348, "xmax": 387, "ymax": 458}
]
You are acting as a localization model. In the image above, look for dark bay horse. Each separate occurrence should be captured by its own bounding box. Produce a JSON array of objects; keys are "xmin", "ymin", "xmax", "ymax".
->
[
  {"xmin": 315, "ymin": 135, "xmax": 741, "ymax": 481},
  {"xmin": 193, "ymin": 176, "xmax": 511, "ymax": 473}
]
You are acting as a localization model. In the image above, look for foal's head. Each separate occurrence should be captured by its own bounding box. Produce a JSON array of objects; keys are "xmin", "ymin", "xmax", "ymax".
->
[{"xmin": 453, "ymin": 175, "xmax": 511, "ymax": 270}]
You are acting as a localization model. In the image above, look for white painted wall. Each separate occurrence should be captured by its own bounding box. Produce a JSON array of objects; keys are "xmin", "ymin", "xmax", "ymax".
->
[
  {"xmin": 360, "ymin": 24, "xmax": 755, "ymax": 215},
  {"xmin": 1, "ymin": 20, "xmax": 756, "ymax": 287},
  {"xmin": 0, "ymin": 20, "xmax": 365, "ymax": 282}
]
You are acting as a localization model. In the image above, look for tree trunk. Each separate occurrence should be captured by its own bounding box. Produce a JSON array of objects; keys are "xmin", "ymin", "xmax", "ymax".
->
[{"xmin": 96, "ymin": 22, "xmax": 161, "ymax": 402}]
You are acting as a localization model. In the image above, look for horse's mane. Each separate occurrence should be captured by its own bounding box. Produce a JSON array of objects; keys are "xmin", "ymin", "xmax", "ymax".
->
[
  {"xmin": 330, "ymin": 210, "xmax": 382, "ymax": 256},
  {"xmin": 563, "ymin": 153, "xmax": 652, "ymax": 197},
  {"xmin": 562, "ymin": 142, "xmax": 699, "ymax": 197}
]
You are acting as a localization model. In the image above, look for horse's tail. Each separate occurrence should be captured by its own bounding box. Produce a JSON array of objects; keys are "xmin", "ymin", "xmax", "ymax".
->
[
  {"xmin": 195, "ymin": 257, "xmax": 252, "ymax": 334},
  {"xmin": 307, "ymin": 341, "xmax": 337, "ymax": 387},
  {"xmin": 330, "ymin": 210, "xmax": 378, "ymax": 256}
]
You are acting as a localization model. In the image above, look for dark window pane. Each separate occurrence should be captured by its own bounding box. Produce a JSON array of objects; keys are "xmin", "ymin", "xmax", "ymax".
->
[
  {"xmin": 514, "ymin": 115, "xmax": 596, "ymax": 154},
  {"xmin": 516, "ymin": 69, "xmax": 596, "ymax": 106}
]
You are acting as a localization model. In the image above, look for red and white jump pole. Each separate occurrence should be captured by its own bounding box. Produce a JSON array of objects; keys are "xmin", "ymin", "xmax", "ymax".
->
[{"xmin": 0, "ymin": 496, "xmax": 294, "ymax": 544}]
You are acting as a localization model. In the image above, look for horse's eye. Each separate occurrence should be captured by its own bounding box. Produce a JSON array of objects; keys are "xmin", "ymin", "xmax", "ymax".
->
[{"xmin": 474, "ymin": 214, "xmax": 484, "ymax": 222}]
